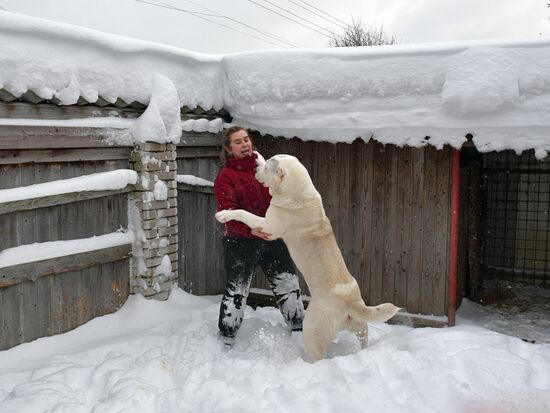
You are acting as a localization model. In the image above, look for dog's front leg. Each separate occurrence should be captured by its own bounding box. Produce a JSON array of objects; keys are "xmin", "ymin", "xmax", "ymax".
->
[{"xmin": 215, "ymin": 209, "xmax": 266, "ymax": 230}]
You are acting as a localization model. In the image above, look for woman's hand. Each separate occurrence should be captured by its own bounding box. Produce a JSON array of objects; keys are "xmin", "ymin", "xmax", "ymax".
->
[{"xmin": 251, "ymin": 228, "xmax": 272, "ymax": 241}]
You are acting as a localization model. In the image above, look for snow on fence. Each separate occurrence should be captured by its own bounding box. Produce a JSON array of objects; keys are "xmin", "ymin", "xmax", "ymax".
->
[
  {"xmin": 0, "ymin": 118, "xmax": 226, "ymax": 350},
  {"xmin": 0, "ymin": 123, "xmax": 150, "ymax": 350},
  {"xmin": 0, "ymin": 112, "xmax": 457, "ymax": 350},
  {"xmin": 0, "ymin": 146, "xmax": 137, "ymax": 350}
]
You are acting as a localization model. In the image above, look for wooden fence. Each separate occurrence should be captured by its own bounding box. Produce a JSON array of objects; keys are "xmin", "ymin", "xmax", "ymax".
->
[
  {"xmin": 175, "ymin": 132, "xmax": 453, "ymax": 317},
  {"xmin": 0, "ymin": 114, "xmax": 455, "ymax": 351},
  {"xmin": 176, "ymin": 134, "xmax": 225, "ymax": 295},
  {"xmin": 0, "ymin": 124, "xmax": 133, "ymax": 350}
]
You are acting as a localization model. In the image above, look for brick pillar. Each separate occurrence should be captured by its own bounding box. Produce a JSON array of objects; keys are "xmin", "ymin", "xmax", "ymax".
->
[{"xmin": 129, "ymin": 142, "xmax": 178, "ymax": 300}]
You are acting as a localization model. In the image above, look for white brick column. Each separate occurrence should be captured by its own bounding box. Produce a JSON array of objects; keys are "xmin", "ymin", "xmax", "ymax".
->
[{"xmin": 129, "ymin": 142, "xmax": 178, "ymax": 300}]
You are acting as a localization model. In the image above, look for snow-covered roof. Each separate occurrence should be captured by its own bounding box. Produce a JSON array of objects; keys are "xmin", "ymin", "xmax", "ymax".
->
[{"xmin": 1, "ymin": 11, "xmax": 549, "ymax": 155}]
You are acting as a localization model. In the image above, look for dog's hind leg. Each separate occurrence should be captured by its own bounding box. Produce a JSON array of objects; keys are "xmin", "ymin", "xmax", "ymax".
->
[
  {"xmin": 302, "ymin": 300, "xmax": 339, "ymax": 362},
  {"xmin": 343, "ymin": 314, "xmax": 369, "ymax": 348},
  {"xmin": 353, "ymin": 322, "xmax": 369, "ymax": 349},
  {"xmin": 357, "ymin": 327, "xmax": 369, "ymax": 348}
]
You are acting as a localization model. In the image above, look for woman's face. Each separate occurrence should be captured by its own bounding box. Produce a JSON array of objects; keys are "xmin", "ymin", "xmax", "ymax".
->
[{"xmin": 227, "ymin": 129, "xmax": 253, "ymax": 158}]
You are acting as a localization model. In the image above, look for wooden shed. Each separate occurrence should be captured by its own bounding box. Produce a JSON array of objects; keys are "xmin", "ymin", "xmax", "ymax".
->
[
  {"xmin": 177, "ymin": 132, "xmax": 550, "ymax": 328},
  {"xmin": 177, "ymin": 133, "xmax": 458, "ymax": 326}
]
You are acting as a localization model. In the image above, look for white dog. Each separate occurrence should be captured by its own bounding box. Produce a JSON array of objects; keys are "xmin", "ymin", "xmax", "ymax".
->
[{"xmin": 215, "ymin": 154, "xmax": 399, "ymax": 361}]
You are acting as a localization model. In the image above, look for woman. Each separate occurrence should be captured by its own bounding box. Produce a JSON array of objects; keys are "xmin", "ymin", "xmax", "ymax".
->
[{"xmin": 214, "ymin": 126, "xmax": 304, "ymax": 347}]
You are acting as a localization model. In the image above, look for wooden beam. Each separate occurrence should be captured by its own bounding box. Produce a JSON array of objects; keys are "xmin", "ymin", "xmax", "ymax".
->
[
  {"xmin": 0, "ymin": 126, "xmax": 131, "ymax": 149},
  {"xmin": 0, "ymin": 101, "xmax": 143, "ymax": 121},
  {"xmin": 177, "ymin": 147, "xmax": 219, "ymax": 158},
  {"xmin": 177, "ymin": 183, "xmax": 214, "ymax": 194},
  {"xmin": 0, "ymin": 244, "xmax": 132, "ymax": 288},
  {"xmin": 0, "ymin": 148, "xmax": 131, "ymax": 164},
  {"xmin": 0, "ymin": 187, "xmax": 133, "ymax": 215},
  {"xmin": 0, "ymin": 127, "xmax": 222, "ymax": 150},
  {"xmin": 179, "ymin": 134, "xmax": 220, "ymax": 147}
]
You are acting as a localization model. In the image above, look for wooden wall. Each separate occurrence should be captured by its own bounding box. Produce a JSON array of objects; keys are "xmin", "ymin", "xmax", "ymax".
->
[
  {"xmin": 252, "ymin": 135, "xmax": 452, "ymax": 316},
  {"xmin": 1, "ymin": 260, "xmax": 129, "ymax": 349},
  {"xmin": 0, "ymin": 124, "xmax": 133, "ymax": 350},
  {"xmin": 177, "ymin": 186, "xmax": 225, "ymax": 295},
  {"xmin": 176, "ymin": 133, "xmax": 225, "ymax": 295},
  {"xmin": 175, "ymin": 132, "xmax": 453, "ymax": 317}
]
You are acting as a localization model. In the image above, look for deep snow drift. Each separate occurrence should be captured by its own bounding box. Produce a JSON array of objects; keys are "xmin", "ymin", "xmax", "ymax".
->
[{"xmin": 0, "ymin": 287, "xmax": 548, "ymax": 413}]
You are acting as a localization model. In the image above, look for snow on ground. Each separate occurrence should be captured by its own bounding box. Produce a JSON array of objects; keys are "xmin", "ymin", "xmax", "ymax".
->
[
  {"xmin": 457, "ymin": 280, "xmax": 550, "ymax": 344},
  {"xmin": 0, "ymin": 287, "xmax": 548, "ymax": 413},
  {"xmin": 1, "ymin": 10, "xmax": 549, "ymax": 412}
]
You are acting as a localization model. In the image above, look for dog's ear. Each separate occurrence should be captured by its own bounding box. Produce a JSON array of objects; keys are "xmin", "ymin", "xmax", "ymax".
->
[
  {"xmin": 276, "ymin": 165, "xmax": 285, "ymax": 179},
  {"xmin": 267, "ymin": 159, "xmax": 279, "ymax": 174},
  {"xmin": 268, "ymin": 159, "xmax": 286, "ymax": 180}
]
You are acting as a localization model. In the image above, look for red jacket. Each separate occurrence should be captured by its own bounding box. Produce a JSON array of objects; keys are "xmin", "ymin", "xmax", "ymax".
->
[{"xmin": 214, "ymin": 153, "xmax": 271, "ymax": 238}]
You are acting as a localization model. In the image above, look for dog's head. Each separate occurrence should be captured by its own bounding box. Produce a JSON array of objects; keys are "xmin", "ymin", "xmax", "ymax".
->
[{"xmin": 255, "ymin": 154, "xmax": 311, "ymax": 196}]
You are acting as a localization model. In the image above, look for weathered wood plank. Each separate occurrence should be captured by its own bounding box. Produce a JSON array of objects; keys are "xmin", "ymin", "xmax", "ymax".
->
[
  {"xmin": 1, "ymin": 160, "xmax": 130, "ymax": 190},
  {"xmin": 357, "ymin": 141, "xmax": 374, "ymax": 300},
  {"xmin": 433, "ymin": 147, "xmax": 451, "ymax": 315},
  {"xmin": 347, "ymin": 140, "xmax": 364, "ymax": 289},
  {"xmin": 420, "ymin": 146, "xmax": 438, "ymax": 314},
  {"xmin": 0, "ymin": 244, "xmax": 132, "ymax": 288},
  {"xmin": 1, "ymin": 193, "xmax": 128, "ymax": 251},
  {"xmin": 177, "ymin": 147, "xmax": 220, "ymax": 159},
  {"xmin": 382, "ymin": 145, "xmax": 399, "ymax": 304},
  {"xmin": 176, "ymin": 155, "xmax": 220, "ymax": 183},
  {"xmin": 406, "ymin": 147, "xmax": 425, "ymax": 314},
  {"xmin": 0, "ymin": 126, "xmax": 131, "ymax": 149},
  {"xmin": 179, "ymin": 134, "xmax": 220, "ymax": 147},
  {"xmin": 370, "ymin": 142, "xmax": 386, "ymax": 305},
  {"xmin": 0, "ymin": 187, "xmax": 132, "ymax": 215},
  {"xmin": 0, "ymin": 101, "xmax": 143, "ymax": 120},
  {"xmin": 177, "ymin": 183, "xmax": 214, "ymax": 194},
  {"xmin": 0, "ymin": 258, "xmax": 129, "ymax": 350},
  {"xmin": 395, "ymin": 147, "xmax": 412, "ymax": 308},
  {"xmin": 177, "ymin": 190, "xmax": 225, "ymax": 295},
  {"xmin": 0, "ymin": 148, "xmax": 131, "ymax": 164}
]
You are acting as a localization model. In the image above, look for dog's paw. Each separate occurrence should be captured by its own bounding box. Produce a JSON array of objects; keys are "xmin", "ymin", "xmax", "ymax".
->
[{"xmin": 215, "ymin": 210, "xmax": 233, "ymax": 223}]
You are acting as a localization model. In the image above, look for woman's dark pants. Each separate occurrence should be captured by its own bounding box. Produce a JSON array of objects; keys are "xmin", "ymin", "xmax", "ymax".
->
[{"xmin": 218, "ymin": 237, "xmax": 304, "ymax": 341}]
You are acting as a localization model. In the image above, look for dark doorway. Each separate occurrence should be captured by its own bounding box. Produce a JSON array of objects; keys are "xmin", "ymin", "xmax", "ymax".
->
[
  {"xmin": 457, "ymin": 147, "xmax": 550, "ymax": 343},
  {"xmin": 481, "ymin": 150, "xmax": 550, "ymax": 286}
]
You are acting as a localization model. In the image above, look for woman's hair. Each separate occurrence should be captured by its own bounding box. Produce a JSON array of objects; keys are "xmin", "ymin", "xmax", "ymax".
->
[{"xmin": 219, "ymin": 126, "xmax": 254, "ymax": 165}]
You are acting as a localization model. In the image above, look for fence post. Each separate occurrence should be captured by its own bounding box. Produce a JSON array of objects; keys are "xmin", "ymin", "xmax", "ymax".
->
[{"xmin": 129, "ymin": 142, "xmax": 178, "ymax": 300}]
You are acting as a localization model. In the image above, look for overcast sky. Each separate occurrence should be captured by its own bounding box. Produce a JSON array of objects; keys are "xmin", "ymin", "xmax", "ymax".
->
[{"xmin": 1, "ymin": 0, "xmax": 549, "ymax": 54}]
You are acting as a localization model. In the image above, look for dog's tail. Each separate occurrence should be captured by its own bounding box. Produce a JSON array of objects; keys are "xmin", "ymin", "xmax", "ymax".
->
[{"xmin": 349, "ymin": 301, "xmax": 400, "ymax": 324}]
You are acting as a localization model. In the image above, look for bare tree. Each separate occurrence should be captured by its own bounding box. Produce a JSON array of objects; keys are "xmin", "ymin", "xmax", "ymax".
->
[{"xmin": 328, "ymin": 18, "xmax": 397, "ymax": 47}]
